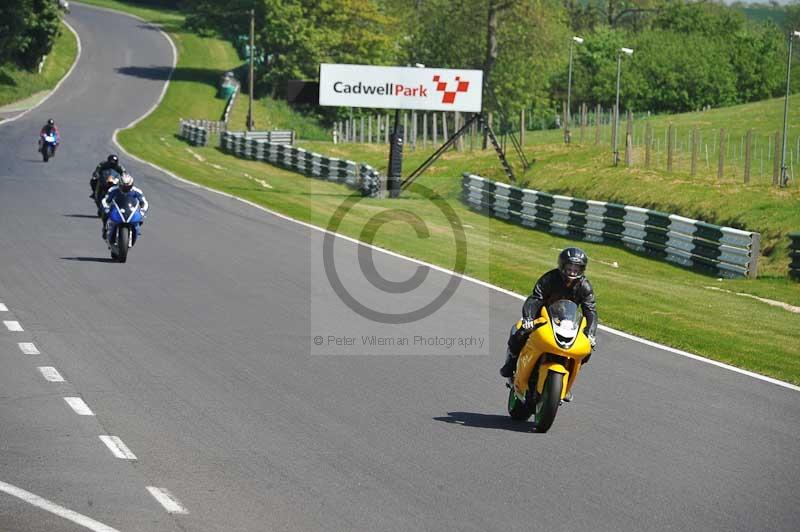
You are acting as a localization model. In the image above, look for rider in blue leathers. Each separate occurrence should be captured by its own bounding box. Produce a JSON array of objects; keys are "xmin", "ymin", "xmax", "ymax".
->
[{"xmin": 101, "ymin": 172, "xmax": 149, "ymax": 241}]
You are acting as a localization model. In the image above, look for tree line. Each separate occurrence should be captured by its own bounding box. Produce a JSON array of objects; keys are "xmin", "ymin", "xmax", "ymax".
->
[
  {"xmin": 0, "ymin": 0, "xmax": 62, "ymax": 71},
  {"xmin": 182, "ymin": 0, "xmax": 800, "ymax": 122}
]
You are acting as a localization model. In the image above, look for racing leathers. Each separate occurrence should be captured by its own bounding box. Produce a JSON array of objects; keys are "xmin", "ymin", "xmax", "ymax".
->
[
  {"xmin": 101, "ymin": 186, "xmax": 148, "ymax": 241},
  {"xmin": 91, "ymin": 160, "xmax": 127, "ymax": 197},
  {"xmin": 506, "ymin": 268, "xmax": 598, "ymax": 368}
]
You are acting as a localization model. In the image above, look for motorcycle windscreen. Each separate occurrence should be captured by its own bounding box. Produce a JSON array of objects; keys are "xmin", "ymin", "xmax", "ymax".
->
[
  {"xmin": 111, "ymin": 194, "xmax": 142, "ymax": 223},
  {"xmin": 100, "ymin": 169, "xmax": 120, "ymax": 180},
  {"xmin": 548, "ymin": 299, "xmax": 582, "ymax": 348}
]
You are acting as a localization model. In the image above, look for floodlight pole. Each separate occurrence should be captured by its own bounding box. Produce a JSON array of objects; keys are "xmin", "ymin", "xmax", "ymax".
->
[
  {"xmin": 565, "ymin": 36, "xmax": 583, "ymax": 145},
  {"xmin": 613, "ymin": 47, "xmax": 633, "ymax": 167},
  {"xmin": 247, "ymin": 9, "xmax": 255, "ymax": 132},
  {"xmin": 780, "ymin": 31, "xmax": 800, "ymax": 187}
]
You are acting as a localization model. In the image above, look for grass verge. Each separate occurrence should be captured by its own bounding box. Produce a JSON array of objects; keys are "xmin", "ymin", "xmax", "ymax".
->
[
  {"xmin": 0, "ymin": 20, "xmax": 79, "ymax": 108},
  {"xmin": 88, "ymin": 1, "xmax": 800, "ymax": 384}
]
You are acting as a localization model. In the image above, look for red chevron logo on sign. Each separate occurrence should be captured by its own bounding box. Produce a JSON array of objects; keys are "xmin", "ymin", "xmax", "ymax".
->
[{"xmin": 432, "ymin": 75, "xmax": 470, "ymax": 104}]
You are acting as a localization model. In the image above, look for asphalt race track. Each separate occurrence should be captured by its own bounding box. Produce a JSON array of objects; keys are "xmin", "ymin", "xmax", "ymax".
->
[{"xmin": 0, "ymin": 4, "xmax": 798, "ymax": 531}]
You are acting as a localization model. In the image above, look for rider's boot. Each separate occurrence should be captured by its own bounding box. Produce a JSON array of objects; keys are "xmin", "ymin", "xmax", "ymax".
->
[{"xmin": 499, "ymin": 348, "xmax": 517, "ymax": 378}]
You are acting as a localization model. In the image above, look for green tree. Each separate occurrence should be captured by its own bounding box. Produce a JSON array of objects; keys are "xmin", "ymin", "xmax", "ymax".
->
[{"xmin": 0, "ymin": 0, "xmax": 61, "ymax": 70}]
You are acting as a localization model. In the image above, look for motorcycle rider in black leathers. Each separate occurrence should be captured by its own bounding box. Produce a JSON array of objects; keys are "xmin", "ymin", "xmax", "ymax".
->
[
  {"xmin": 90, "ymin": 154, "xmax": 126, "ymax": 199},
  {"xmin": 500, "ymin": 247, "xmax": 598, "ymax": 401}
]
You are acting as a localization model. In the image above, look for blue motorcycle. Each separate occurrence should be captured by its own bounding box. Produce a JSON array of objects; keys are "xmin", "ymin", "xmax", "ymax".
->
[
  {"xmin": 106, "ymin": 193, "xmax": 145, "ymax": 263},
  {"xmin": 39, "ymin": 133, "xmax": 58, "ymax": 162}
]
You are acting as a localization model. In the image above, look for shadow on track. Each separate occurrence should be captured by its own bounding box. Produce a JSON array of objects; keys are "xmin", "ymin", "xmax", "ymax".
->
[
  {"xmin": 115, "ymin": 66, "xmax": 224, "ymax": 86},
  {"xmin": 63, "ymin": 214, "xmax": 98, "ymax": 219},
  {"xmin": 61, "ymin": 257, "xmax": 115, "ymax": 263},
  {"xmin": 433, "ymin": 412, "xmax": 533, "ymax": 433}
]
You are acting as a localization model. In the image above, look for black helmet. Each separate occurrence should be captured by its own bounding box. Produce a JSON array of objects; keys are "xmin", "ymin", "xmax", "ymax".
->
[
  {"xmin": 558, "ymin": 247, "xmax": 588, "ymax": 283},
  {"xmin": 107, "ymin": 154, "xmax": 119, "ymax": 164},
  {"xmin": 47, "ymin": 118, "xmax": 54, "ymax": 126}
]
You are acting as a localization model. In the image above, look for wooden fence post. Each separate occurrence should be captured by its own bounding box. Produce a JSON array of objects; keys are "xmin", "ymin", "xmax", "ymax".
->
[
  {"xmin": 625, "ymin": 110, "xmax": 633, "ymax": 167},
  {"xmin": 423, "ymin": 113, "xmax": 428, "ymax": 148},
  {"xmin": 718, "ymin": 128, "xmax": 726, "ymax": 180},
  {"xmin": 773, "ymin": 131, "xmax": 781, "ymax": 186},
  {"xmin": 644, "ymin": 123, "xmax": 652, "ymax": 168},
  {"xmin": 520, "ymin": 109, "xmax": 525, "ymax": 147},
  {"xmin": 595, "ymin": 104, "xmax": 601, "ymax": 145},
  {"xmin": 580, "ymin": 103, "xmax": 587, "ymax": 143},
  {"xmin": 367, "ymin": 116, "xmax": 372, "ymax": 143},
  {"xmin": 691, "ymin": 126, "xmax": 698, "ymax": 176},
  {"xmin": 667, "ymin": 122, "xmax": 674, "ymax": 172},
  {"xmin": 744, "ymin": 129, "xmax": 752, "ymax": 184},
  {"xmin": 433, "ymin": 113, "xmax": 438, "ymax": 145}
]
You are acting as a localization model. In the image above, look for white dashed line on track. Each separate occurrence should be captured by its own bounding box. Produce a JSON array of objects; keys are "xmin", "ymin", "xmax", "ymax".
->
[
  {"xmin": 3, "ymin": 320, "xmax": 23, "ymax": 331},
  {"xmin": 38, "ymin": 367, "xmax": 65, "ymax": 382},
  {"xmin": 146, "ymin": 487, "xmax": 188, "ymax": 514},
  {"xmin": 18, "ymin": 342, "xmax": 39, "ymax": 355},
  {"xmin": 99, "ymin": 436, "xmax": 137, "ymax": 460},
  {"xmin": 0, "ymin": 303, "xmax": 8, "ymax": 311},
  {"xmin": 64, "ymin": 397, "xmax": 94, "ymax": 416}
]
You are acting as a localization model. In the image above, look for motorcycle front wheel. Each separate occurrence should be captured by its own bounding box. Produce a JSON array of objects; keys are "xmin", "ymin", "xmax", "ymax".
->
[
  {"xmin": 42, "ymin": 146, "xmax": 49, "ymax": 162},
  {"xmin": 534, "ymin": 370, "xmax": 563, "ymax": 433},
  {"xmin": 116, "ymin": 226, "xmax": 129, "ymax": 263}
]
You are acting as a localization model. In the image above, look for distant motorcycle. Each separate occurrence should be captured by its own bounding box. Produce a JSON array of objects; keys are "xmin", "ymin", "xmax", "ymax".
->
[
  {"xmin": 94, "ymin": 169, "xmax": 120, "ymax": 217},
  {"xmin": 106, "ymin": 193, "xmax": 145, "ymax": 263},
  {"xmin": 39, "ymin": 134, "xmax": 58, "ymax": 162}
]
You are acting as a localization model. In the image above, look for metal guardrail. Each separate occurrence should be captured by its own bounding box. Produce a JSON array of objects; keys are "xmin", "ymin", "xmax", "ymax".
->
[
  {"xmin": 462, "ymin": 173, "xmax": 761, "ymax": 279},
  {"xmin": 220, "ymin": 131, "xmax": 381, "ymax": 197},
  {"xmin": 178, "ymin": 120, "xmax": 209, "ymax": 146},
  {"xmin": 790, "ymin": 233, "xmax": 800, "ymax": 281},
  {"xmin": 241, "ymin": 130, "xmax": 295, "ymax": 145}
]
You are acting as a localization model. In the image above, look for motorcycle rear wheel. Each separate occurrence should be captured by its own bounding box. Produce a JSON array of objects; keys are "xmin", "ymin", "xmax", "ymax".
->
[{"xmin": 534, "ymin": 371, "xmax": 563, "ymax": 433}]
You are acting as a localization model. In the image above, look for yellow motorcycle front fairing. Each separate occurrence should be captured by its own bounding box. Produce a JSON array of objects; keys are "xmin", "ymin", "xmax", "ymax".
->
[{"xmin": 512, "ymin": 307, "xmax": 592, "ymax": 400}]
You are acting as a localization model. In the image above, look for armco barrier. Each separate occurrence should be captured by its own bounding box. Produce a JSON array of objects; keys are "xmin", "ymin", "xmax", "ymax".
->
[
  {"xmin": 462, "ymin": 173, "xmax": 761, "ymax": 279},
  {"xmin": 178, "ymin": 120, "xmax": 209, "ymax": 146},
  {"xmin": 221, "ymin": 131, "xmax": 381, "ymax": 197},
  {"xmin": 790, "ymin": 233, "xmax": 800, "ymax": 281},
  {"xmin": 242, "ymin": 130, "xmax": 295, "ymax": 145}
]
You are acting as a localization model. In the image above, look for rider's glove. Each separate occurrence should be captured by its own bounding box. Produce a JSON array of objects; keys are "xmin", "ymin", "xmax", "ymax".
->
[{"xmin": 521, "ymin": 318, "xmax": 535, "ymax": 330}]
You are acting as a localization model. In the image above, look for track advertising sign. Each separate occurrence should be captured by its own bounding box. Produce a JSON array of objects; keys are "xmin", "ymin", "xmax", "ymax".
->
[{"xmin": 319, "ymin": 64, "xmax": 483, "ymax": 113}]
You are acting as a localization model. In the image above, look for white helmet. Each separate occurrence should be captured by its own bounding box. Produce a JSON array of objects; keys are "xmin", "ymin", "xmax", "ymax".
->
[{"xmin": 120, "ymin": 172, "xmax": 134, "ymax": 192}]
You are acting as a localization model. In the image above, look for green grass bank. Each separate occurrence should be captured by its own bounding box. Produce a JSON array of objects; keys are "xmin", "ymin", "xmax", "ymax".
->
[{"xmin": 0, "ymin": 20, "xmax": 79, "ymax": 109}]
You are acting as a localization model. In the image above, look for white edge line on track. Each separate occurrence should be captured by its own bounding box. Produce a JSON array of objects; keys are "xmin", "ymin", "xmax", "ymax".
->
[
  {"xmin": 99, "ymin": 435, "xmax": 137, "ymax": 460},
  {"xmin": 146, "ymin": 487, "xmax": 188, "ymax": 514},
  {"xmin": 4, "ymin": 320, "xmax": 24, "ymax": 331},
  {"xmin": 38, "ymin": 366, "xmax": 65, "ymax": 382},
  {"xmin": 0, "ymin": 480, "xmax": 120, "ymax": 532},
  {"xmin": 99, "ymin": 2, "xmax": 799, "ymax": 394},
  {"xmin": 18, "ymin": 342, "xmax": 40, "ymax": 355},
  {"xmin": 64, "ymin": 397, "xmax": 94, "ymax": 416},
  {"xmin": 0, "ymin": 303, "xmax": 8, "ymax": 311},
  {"xmin": 0, "ymin": 19, "xmax": 82, "ymax": 127}
]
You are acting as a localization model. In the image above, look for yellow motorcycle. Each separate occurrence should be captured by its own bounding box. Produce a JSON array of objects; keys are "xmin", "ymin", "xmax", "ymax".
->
[{"xmin": 507, "ymin": 300, "xmax": 592, "ymax": 432}]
